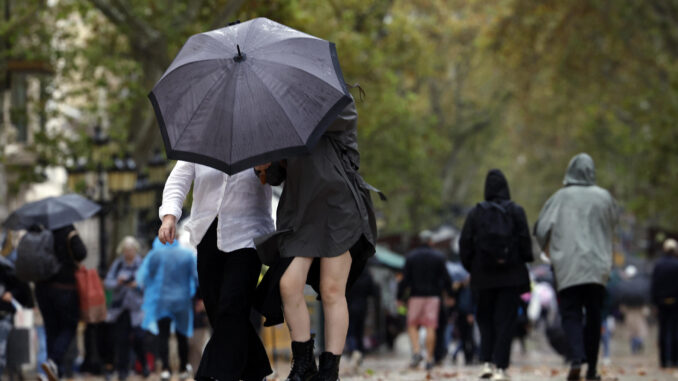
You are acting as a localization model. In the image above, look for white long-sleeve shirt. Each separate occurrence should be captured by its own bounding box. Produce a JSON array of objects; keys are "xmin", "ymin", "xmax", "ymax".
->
[{"xmin": 158, "ymin": 161, "xmax": 274, "ymax": 253}]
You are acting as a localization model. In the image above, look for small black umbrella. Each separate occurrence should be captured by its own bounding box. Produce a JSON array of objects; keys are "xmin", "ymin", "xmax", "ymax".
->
[
  {"xmin": 149, "ymin": 17, "xmax": 352, "ymax": 175},
  {"xmin": 3, "ymin": 194, "xmax": 101, "ymax": 230}
]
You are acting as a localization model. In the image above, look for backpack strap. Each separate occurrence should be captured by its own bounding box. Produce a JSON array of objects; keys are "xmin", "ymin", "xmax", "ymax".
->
[{"xmin": 66, "ymin": 230, "xmax": 81, "ymax": 267}]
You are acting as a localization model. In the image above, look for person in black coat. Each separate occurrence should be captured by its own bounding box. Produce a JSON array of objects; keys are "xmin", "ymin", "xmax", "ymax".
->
[
  {"xmin": 0, "ymin": 253, "xmax": 34, "ymax": 377},
  {"xmin": 651, "ymin": 238, "xmax": 678, "ymax": 368},
  {"xmin": 459, "ymin": 169, "xmax": 533, "ymax": 380},
  {"xmin": 34, "ymin": 224, "xmax": 87, "ymax": 380}
]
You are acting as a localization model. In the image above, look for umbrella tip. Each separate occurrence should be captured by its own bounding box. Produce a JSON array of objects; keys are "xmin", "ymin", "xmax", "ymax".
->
[{"xmin": 234, "ymin": 44, "xmax": 246, "ymax": 62}]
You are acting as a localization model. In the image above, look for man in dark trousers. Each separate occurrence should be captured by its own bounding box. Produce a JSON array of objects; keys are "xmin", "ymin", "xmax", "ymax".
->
[
  {"xmin": 651, "ymin": 238, "xmax": 678, "ymax": 368},
  {"xmin": 397, "ymin": 232, "xmax": 453, "ymax": 371},
  {"xmin": 460, "ymin": 169, "xmax": 533, "ymax": 381},
  {"xmin": 535, "ymin": 153, "xmax": 618, "ymax": 381}
]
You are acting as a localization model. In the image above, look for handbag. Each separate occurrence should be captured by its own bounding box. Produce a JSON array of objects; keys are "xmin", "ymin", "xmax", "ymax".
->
[{"xmin": 68, "ymin": 231, "xmax": 107, "ymax": 323}]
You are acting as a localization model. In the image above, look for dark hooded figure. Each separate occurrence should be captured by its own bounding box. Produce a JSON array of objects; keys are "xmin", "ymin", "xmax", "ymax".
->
[{"xmin": 459, "ymin": 169, "xmax": 532, "ymax": 381}]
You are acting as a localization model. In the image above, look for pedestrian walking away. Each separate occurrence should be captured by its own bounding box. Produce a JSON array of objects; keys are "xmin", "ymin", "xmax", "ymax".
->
[
  {"xmin": 651, "ymin": 238, "xmax": 678, "ymax": 368},
  {"xmin": 103, "ymin": 237, "xmax": 148, "ymax": 380},
  {"xmin": 459, "ymin": 169, "xmax": 533, "ymax": 381},
  {"xmin": 397, "ymin": 231, "xmax": 453, "ymax": 371},
  {"xmin": 535, "ymin": 153, "xmax": 618, "ymax": 381},
  {"xmin": 136, "ymin": 236, "xmax": 197, "ymax": 381},
  {"xmin": 158, "ymin": 161, "xmax": 274, "ymax": 381},
  {"xmin": 30, "ymin": 224, "xmax": 87, "ymax": 381}
]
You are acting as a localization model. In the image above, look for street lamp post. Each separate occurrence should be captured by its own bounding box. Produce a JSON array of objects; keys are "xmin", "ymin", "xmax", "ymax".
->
[{"xmin": 91, "ymin": 126, "xmax": 110, "ymax": 276}]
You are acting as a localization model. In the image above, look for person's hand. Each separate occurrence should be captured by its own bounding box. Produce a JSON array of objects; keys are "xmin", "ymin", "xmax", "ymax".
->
[
  {"xmin": 127, "ymin": 281, "xmax": 137, "ymax": 289},
  {"xmin": 195, "ymin": 299, "xmax": 206, "ymax": 314},
  {"xmin": 117, "ymin": 275, "xmax": 126, "ymax": 286},
  {"xmin": 159, "ymin": 214, "xmax": 177, "ymax": 244},
  {"xmin": 466, "ymin": 314, "xmax": 474, "ymax": 324},
  {"xmin": 1, "ymin": 292, "xmax": 12, "ymax": 303},
  {"xmin": 254, "ymin": 163, "xmax": 271, "ymax": 185},
  {"xmin": 445, "ymin": 296, "xmax": 456, "ymax": 308}
]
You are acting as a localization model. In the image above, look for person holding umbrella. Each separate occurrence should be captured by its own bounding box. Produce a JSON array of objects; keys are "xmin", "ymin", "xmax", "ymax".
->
[
  {"xmin": 253, "ymin": 97, "xmax": 379, "ymax": 381},
  {"xmin": 149, "ymin": 18, "xmax": 380, "ymax": 381}
]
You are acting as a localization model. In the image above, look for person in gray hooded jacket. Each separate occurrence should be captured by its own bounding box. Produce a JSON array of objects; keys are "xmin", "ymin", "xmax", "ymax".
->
[{"xmin": 535, "ymin": 153, "xmax": 618, "ymax": 381}]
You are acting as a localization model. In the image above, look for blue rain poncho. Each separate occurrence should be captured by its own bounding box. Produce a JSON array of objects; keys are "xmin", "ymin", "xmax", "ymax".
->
[{"xmin": 136, "ymin": 238, "xmax": 198, "ymax": 337}]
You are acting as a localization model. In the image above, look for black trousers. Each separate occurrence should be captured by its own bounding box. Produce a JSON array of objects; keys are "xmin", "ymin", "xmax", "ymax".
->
[
  {"xmin": 347, "ymin": 306, "xmax": 367, "ymax": 353},
  {"xmin": 658, "ymin": 304, "xmax": 678, "ymax": 368},
  {"xmin": 195, "ymin": 221, "xmax": 272, "ymax": 381},
  {"xmin": 476, "ymin": 287, "xmax": 520, "ymax": 369},
  {"xmin": 558, "ymin": 283, "xmax": 605, "ymax": 374},
  {"xmin": 157, "ymin": 317, "xmax": 188, "ymax": 372},
  {"xmin": 456, "ymin": 312, "xmax": 476, "ymax": 364},
  {"xmin": 34, "ymin": 284, "xmax": 80, "ymax": 377},
  {"xmin": 114, "ymin": 311, "xmax": 147, "ymax": 376}
]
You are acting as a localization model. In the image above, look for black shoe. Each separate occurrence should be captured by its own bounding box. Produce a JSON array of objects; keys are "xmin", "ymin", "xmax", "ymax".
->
[
  {"xmin": 286, "ymin": 338, "xmax": 318, "ymax": 381},
  {"xmin": 409, "ymin": 353, "xmax": 423, "ymax": 369},
  {"xmin": 585, "ymin": 373, "xmax": 601, "ymax": 381},
  {"xmin": 310, "ymin": 352, "xmax": 341, "ymax": 381},
  {"xmin": 566, "ymin": 363, "xmax": 581, "ymax": 381}
]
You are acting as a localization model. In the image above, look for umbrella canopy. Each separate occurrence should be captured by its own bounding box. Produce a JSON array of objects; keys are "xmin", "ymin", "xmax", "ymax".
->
[
  {"xmin": 149, "ymin": 17, "xmax": 352, "ymax": 175},
  {"xmin": 3, "ymin": 194, "xmax": 101, "ymax": 230}
]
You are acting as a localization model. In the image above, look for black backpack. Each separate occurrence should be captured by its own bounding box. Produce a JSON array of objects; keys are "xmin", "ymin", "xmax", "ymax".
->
[
  {"xmin": 473, "ymin": 201, "xmax": 516, "ymax": 267},
  {"xmin": 15, "ymin": 227, "xmax": 62, "ymax": 282}
]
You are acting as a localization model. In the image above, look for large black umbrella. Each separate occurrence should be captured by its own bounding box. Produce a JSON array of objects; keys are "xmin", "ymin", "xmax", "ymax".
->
[
  {"xmin": 149, "ymin": 17, "xmax": 352, "ymax": 175},
  {"xmin": 3, "ymin": 194, "xmax": 101, "ymax": 230}
]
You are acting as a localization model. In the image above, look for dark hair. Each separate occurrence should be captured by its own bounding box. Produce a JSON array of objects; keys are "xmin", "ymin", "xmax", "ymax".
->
[{"xmin": 345, "ymin": 82, "xmax": 365, "ymax": 102}]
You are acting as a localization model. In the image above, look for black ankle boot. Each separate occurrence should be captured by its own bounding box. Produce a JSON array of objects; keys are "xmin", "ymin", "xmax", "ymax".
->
[
  {"xmin": 286, "ymin": 339, "xmax": 318, "ymax": 381},
  {"xmin": 310, "ymin": 352, "xmax": 341, "ymax": 381}
]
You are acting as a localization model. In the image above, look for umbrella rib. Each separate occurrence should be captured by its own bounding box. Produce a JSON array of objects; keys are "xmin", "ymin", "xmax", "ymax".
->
[{"xmin": 173, "ymin": 67, "xmax": 232, "ymax": 147}]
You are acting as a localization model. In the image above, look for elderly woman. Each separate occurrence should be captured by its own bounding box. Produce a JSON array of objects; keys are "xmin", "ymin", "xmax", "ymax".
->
[{"xmin": 103, "ymin": 236, "xmax": 147, "ymax": 380}]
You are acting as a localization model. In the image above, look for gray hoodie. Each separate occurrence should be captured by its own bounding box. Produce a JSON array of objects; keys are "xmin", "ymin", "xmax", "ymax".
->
[{"xmin": 534, "ymin": 153, "xmax": 618, "ymax": 291}]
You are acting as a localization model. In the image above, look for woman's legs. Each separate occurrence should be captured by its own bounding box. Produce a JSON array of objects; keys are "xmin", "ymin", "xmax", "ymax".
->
[
  {"xmin": 280, "ymin": 256, "xmax": 314, "ymax": 342},
  {"xmin": 320, "ymin": 251, "xmax": 352, "ymax": 354}
]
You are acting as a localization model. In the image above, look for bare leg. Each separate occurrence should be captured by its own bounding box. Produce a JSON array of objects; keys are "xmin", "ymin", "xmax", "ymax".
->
[
  {"xmin": 425, "ymin": 327, "xmax": 436, "ymax": 362},
  {"xmin": 319, "ymin": 251, "xmax": 352, "ymax": 354},
  {"xmin": 408, "ymin": 325, "xmax": 421, "ymax": 354},
  {"xmin": 280, "ymin": 257, "xmax": 314, "ymax": 342}
]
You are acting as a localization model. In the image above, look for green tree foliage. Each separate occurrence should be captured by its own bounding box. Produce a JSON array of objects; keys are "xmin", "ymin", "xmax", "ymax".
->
[{"xmin": 5, "ymin": 0, "xmax": 678, "ymax": 232}]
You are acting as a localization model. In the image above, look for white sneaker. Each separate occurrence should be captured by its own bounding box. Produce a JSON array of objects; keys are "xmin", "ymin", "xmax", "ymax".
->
[
  {"xmin": 160, "ymin": 370, "xmax": 171, "ymax": 381},
  {"xmin": 41, "ymin": 359, "xmax": 59, "ymax": 381},
  {"xmin": 480, "ymin": 362, "xmax": 494, "ymax": 379},
  {"xmin": 492, "ymin": 369, "xmax": 510, "ymax": 381},
  {"xmin": 179, "ymin": 364, "xmax": 193, "ymax": 381}
]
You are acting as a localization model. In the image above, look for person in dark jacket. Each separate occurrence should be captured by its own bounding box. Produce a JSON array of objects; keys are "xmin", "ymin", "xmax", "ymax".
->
[
  {"xmin": 459, "ymin": 169, "xmax": 533, "ymax": 381},
  {"xmin": 34, "ymin": 224, "xmax": 87, "ymax": 380},
  {"xmin": 397, "ymin": 232, "xmax": 453, "ymax": 371},
  {"xmin": 651, "ymin": 238, "xmax": 678, "ymax": 368},
  {"xmin": 0, "ymin": 252, "xmax": 34, "ymax": 378}
]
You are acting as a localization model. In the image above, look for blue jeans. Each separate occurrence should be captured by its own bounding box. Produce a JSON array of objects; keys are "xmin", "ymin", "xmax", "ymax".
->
[{"xmin": 35, "ymin": 284, "xmax": 80, "ymax": 377}]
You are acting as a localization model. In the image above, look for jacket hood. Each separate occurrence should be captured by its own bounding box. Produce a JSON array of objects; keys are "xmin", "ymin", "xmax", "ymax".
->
[
  {"xmin": 563, "ymin": 153, "xmax": 596, "ymax": 186},
  {"xmin": 484, "ymin": 169, "xmax": 511, "ymax": 201},
  {"xmin": 152, "ymin": 237, "xmax": 179, "ymax": 249}
]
